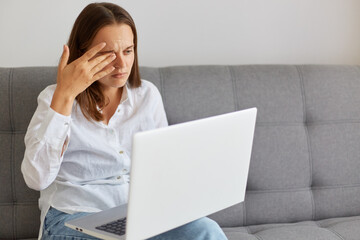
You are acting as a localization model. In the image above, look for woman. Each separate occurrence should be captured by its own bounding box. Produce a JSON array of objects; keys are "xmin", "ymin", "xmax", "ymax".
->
[{"xmin": 21, "ymin": 2, "xmax": 228, "ymax": 240}]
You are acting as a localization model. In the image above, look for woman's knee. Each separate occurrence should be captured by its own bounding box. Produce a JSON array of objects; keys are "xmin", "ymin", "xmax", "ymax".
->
[
  {"xmin": 147, "ymin": 217, "xmax": 227, "ymax": 240},
  {"xmin": 192, "ymin": 217, "xmax": 218, "ymax": 228},
  {"xmin": 187, "ymin": 217, "xmax": 227, "ymax": 239}
]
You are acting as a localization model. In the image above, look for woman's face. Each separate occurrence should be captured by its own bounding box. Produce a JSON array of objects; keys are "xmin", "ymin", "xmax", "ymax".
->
[{"xmin": 88, "ymin": 23, "xmax": 135, "ymax": 91}]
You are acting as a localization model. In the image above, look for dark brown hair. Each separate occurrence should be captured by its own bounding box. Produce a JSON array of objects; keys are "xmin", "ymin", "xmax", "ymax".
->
[{"xmin": 67, "ymin": 2, "xmax": 141, "ymax": 121}]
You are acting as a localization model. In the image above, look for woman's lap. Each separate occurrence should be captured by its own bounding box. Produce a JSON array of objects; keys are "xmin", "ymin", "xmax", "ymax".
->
[
  {"xmin": 42, "ymin": 207, "xmax": 227, "ymax": 240},
  {"xmin": 42, "ymin": 207, "xmax": 101, "ymax": 240}
]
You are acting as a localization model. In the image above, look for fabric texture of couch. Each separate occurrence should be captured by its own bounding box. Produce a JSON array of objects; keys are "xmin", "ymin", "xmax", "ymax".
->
[{"xmin": 1, "ymin": 65, "xmax": 360, "ymax": 239}]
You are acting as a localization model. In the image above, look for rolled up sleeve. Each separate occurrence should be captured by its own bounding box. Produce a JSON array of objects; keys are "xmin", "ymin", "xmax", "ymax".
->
[{"xmin": 21, "ymin": 85, "xmax": 71, "ymax": 191}]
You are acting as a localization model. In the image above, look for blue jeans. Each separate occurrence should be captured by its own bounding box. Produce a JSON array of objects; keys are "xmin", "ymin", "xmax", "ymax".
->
[{"xmin": 42, "ymin": 207, "xmax": 228, "ymax": 240}]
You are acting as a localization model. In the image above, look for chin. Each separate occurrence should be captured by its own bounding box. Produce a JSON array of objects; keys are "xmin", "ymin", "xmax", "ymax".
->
[
  {"xmin": 99, "ymin": 74, "xmax": 128, "ymax": 87},
  {"xmin": 112, "ymin": 79, "xmax": 128, "ymax": 88}
]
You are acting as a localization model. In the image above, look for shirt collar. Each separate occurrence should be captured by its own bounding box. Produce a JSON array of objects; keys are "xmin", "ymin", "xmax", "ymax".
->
[{"xmin": 120, "ymin": 82, "xmax": 133, "ymax": 108}]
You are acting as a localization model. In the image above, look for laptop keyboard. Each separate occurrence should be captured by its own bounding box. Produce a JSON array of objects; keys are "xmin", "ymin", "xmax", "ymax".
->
[{"xmin": 95, "ymin": 217, "xmax": 127, "ymax": 236}]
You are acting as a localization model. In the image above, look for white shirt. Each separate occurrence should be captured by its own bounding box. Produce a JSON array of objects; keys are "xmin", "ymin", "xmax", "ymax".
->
[{"xmin": 21, "ymin": 80, "xmax": 168, "ymax": 238}]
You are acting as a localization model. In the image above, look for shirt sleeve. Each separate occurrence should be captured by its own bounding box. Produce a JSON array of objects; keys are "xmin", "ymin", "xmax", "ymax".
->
[{"xmin": 21, "ymin": 85, "xmax": 71, "ymax": 191}]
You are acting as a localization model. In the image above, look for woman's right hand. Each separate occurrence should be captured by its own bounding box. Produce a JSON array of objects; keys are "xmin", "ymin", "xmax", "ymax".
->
[{"xmin": 50, "ymin": 42, "xmax": 116, "ymax": 116}]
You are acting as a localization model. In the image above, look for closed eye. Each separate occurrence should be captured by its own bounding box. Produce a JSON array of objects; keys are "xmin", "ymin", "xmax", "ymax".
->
[{"xmin": 95, "ymin": 50, "xmax": 115, "ymax": 57}]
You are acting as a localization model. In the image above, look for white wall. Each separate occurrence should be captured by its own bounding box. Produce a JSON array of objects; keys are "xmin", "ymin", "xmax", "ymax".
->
[{"xmin": 1, "ymin": 0, "xmax": 360, "ymax": 67}]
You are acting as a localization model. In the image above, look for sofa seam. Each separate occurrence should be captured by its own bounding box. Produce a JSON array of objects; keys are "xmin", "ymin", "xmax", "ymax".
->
[
  {"xmin": 243, "ymin": 201, "xmax": 248, "ymax": 226},
  {"xmin": 228, "ymin": 66, "xmax": 239, "ymax": 111},
  {"xmin": 322, "ymin": 218, "xmax": 360, "ymax": 229},
  {"xmin": 311, "ymin": 184, "xmax": 360, "ymax": 190},
  {"xmin": 296, "ymin": 65, "xmax": 316, "ymax": 221},
  {"xmin": 229, "ymin": 65, "xmax": 247, "ymax": 227},
  {"xmin": 296, "ymin": 65, "xmax": 312, "ymax": 185},
  {"xmin": 252, "ymin": 233, "xmax": 264, "ymax": 240},
  {"xmin": 9, "ymin": 68, "xmax": 17, "ymax": 239},
  {"xmin": 248, "ymin": 184, "xmax": 360, "ymax": 194},
  {"xmin": 0, "ymin": 130, "xmax": 26, "ymax": 134},
  {"xmin": 11, "ymin": 134, "xmax": 17, "ymax": 239},
  {"xmin": 8, "ymin": 68, "xmax": 14, "ymax": 132},
  {"xmin": 243, "ymin": 200, "xmax": 247, "ymax": 227},
  {"xmin": 158, "ymin": 67, "xmax": 165, "ymax": 106},
  {"xmin": 250, "ymin": 224, "xmax": 345, "ymax": 239},
  {"xmin": 256, "ymin": 120, "xmax": 360, "ymax": 126},
  {"xmin": 244, "ymin": 226, "xmax": 262, "ymax": 240},
  {"xmin": 325, "ymin": 228, "xmax": 346, "ymax": 240},
  {"xmin": 296, "ymin": 65, "xmax": 307, "ymax": 144},
  {"xmin": 0, "ymin": 202, "xmax": 38, "ymax": 206},
  {"xmin": 305, "ymin": 117, "xmax": 316, "ymax": 220},
  {"xmin": 247, "ymin": 187, "xmax": 311, "ymax": 194},
  {"xmin": 313, "ymin": 221, "xmax": 345, "ymax": 240}
]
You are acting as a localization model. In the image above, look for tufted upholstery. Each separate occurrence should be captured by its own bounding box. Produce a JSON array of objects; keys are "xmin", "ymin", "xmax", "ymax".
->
[{"xmin": 1, "ymin": 65, "xmax": 360, "ymax": 239}]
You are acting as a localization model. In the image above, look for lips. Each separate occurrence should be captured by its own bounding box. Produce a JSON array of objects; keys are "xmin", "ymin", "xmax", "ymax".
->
[{"xmin": 111, "ymin": 72, "xmax": 127, "ymax": 78}]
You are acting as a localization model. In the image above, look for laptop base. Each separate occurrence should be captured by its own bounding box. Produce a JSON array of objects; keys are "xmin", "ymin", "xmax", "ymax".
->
[{"xmin": 65, "ymin": 204, "xmax": 127, "ymax": 240}]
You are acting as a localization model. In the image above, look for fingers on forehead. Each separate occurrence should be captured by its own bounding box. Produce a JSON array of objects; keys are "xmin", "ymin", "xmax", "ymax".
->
[{"xmin": 85, "ymin": 42, "xmax": 107, "ymax": 58}]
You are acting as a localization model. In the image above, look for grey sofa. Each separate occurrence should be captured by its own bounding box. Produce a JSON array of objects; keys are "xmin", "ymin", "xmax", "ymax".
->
[{"xmin": 2, "ymin": 65, "xmax": 360, "ymax": 240}]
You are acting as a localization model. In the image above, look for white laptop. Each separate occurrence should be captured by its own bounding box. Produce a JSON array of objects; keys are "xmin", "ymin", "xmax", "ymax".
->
[{"xmin": 65, "ymin": 107, "xmax": 257, "ymax": 240}]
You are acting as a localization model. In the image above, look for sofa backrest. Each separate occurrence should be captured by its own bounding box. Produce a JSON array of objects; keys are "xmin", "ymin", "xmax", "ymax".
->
[
  {"xmin": 1, "ymin": 67, "xmax": 57, "ymax": 239},
  {"xmin": 1, "ymin": 65, "xmax": 360, "ymax": 238},
  {"xmin": 141, "ymin": 65, "xmax": 360, "ymax": 228}
]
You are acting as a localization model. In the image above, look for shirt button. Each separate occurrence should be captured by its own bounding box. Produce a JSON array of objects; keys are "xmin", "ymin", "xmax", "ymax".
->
[
  {"xmin": 122, "ymin": 169, "xmax": 127, "ymax": 173},
  {"xmin": 117, "ymin": 176, "xmax": 121, "ymax": 179},
  {"xmin": 117, "ymin": 109, "xmax": 120, "ymax": 113},
  {"xmin": 119, "ymin": 151, "xmax": 124, "ymax": 154}
]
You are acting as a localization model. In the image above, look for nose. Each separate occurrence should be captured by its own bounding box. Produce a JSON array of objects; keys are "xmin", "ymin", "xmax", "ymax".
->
[{"xmin": 113, "ymin": 52, "xmax": 126, "ymax": 69}]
